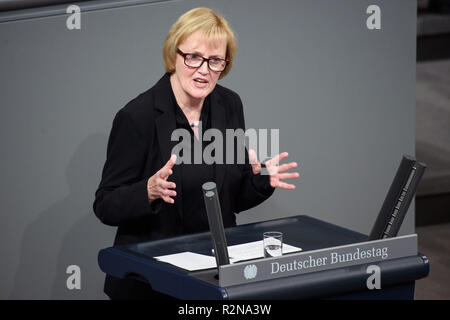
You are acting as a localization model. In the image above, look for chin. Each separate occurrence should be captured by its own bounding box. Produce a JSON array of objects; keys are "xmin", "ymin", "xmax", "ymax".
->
[
  {"xmin": 187, "ymin": 86, "xmax": 213, "ymax": 99},
  {"xmin": 189, "ymin": 91, "xmax": 209, "ymax": 100}
]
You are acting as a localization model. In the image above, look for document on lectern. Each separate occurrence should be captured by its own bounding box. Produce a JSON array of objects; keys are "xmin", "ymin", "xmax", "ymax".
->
[
  {"xmin": 154, "ymin": 241, "xmax": 302, "ymax": 271},
  {"xmin": 154, "ymin": 252, "xmax": 217, "ymax": 271}
]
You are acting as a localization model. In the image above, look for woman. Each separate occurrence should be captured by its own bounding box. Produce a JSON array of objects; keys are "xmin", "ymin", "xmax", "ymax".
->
[{"xmin": 93, "ymin": 7, "xmax": 299, "ymax": 300}]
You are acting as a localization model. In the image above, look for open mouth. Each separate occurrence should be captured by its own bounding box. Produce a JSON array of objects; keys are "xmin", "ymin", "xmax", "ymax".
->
[{"xmin": 194, "ymin": 78, "xmax": 208, "ymax": 84}]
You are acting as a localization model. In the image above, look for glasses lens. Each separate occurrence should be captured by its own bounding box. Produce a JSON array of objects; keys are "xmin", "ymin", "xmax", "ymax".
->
[
  {"xmin": 184, "ymin": 54, "xmax": 203, "ymax": 67},
  {"xmin": 209, "ymin": 59, "xmax": 226, "ymax": 72}
]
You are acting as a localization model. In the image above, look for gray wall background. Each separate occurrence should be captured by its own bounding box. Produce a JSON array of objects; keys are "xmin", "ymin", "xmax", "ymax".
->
[{"xmin": 0, "ymin": 0, "xmax": 417, "ymax": 299}]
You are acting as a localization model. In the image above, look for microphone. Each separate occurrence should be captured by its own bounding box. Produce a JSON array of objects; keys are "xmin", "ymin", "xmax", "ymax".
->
[
  {"xmin": 369, "ymin": 155, "xmax": 426, "ymax": 240},
  {"xmin": 202, "ymin": 182, "xmax": 230, "ymax": 268}
]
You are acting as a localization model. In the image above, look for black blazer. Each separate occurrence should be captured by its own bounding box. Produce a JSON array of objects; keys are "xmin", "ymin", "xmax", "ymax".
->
[{"xmin": 93, "ymin": 73, "xmax": 274, "ymax": 299}]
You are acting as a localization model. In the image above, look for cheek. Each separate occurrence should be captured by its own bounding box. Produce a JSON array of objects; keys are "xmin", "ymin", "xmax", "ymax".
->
[
  {"xmin": 175, "ymin": 58, "xmax": 193, "ymax": 77},
  {"xmin": 179, "ymin": 64, "xmax": 193, "ymax": 78},
  {"xmin": 177, "ymin": 69, "xmax": 194, "ymax": 89},
  {"xmin": 209, "ymin": 73, "xmax": 221, "ymax": 87}
]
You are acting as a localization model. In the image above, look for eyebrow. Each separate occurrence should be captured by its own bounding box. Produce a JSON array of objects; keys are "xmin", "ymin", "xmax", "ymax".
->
[{"xmin": 189, "ymin": 50, "xmax": 225, "ymax": 59}]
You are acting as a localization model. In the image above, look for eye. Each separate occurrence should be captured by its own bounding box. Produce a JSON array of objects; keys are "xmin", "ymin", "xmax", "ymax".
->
[
  {"xmin": 188, "ymin": 54, "xmax": 200, "ymax": 60},
  {"xmin": 211, "ymin": 58, "xmax": 224, "ymax": 65}
]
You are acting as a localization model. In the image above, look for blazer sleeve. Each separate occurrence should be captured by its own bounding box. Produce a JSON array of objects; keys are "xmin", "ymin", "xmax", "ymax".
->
[
  {"xmin": 233, "ymin": 93, "xmax": 275, "ymax": 213},
  {"xmin": 93, "ymin": 109, "xmax": 159, "ymax": 226}
]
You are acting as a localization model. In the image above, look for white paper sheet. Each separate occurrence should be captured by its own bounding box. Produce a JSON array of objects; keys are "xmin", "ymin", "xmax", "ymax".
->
[
  {"xmin": 154, "ymin": 252, "xmax": 217, "ymax": 271},
  {"xmin": 154, "ymin": 241, "xmax": 302, "ymax": 271}
]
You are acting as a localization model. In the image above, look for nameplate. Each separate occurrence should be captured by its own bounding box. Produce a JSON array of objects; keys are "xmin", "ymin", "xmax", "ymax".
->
[{"xmin": 218, "ymin": 234, "xmax": 417, "ymax": 287}]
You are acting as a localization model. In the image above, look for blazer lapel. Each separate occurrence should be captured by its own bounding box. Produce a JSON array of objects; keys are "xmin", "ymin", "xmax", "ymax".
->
[{"xmin": 154, "ymin": 73, "xmax": 183, "ymax": 220}]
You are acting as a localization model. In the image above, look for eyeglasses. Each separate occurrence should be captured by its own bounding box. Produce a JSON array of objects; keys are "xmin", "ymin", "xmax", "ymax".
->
[{"xmin": 176, "ymin": 48, "xmax": 228, "ymax": 72}]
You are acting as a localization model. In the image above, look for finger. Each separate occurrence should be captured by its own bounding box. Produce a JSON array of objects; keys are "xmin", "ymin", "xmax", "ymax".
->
[
  {"xmin": 162, "ymin": 189, "xmax": 177, "ymax": 197},
  {"xmin": 277, "ymin": 181, "xmax": 296, "ymax": 190},
  {"xmin": 279, "ymin": 172, "xmax": 299, "ymax": 180},
  {"xmin": 160, "ymin": 180, "xmax": 176, "ymax": 190},
  {"xmin": 161, "ymin": 195, "xmax": 175, "ymax": 204},
  {"xmin": 277, "ymin": 162, "xmax": 298, "ymax": 173},
  {"xmin": 267, "ymin": 152, "xmax": 289, "ymax": 167}
]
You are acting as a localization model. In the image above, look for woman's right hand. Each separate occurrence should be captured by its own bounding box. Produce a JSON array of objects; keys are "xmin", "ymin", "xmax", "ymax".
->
[{"xmin": 147, "ymin": 154, "xmax": 177, "ymax": 204}]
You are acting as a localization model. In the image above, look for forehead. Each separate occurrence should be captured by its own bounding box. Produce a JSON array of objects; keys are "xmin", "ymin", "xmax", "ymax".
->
[{"xmin": 179, "ymin": 30, "xmax": 226, "ymax": 55}]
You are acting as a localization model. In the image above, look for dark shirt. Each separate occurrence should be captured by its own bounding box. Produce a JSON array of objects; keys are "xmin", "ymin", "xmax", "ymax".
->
[
  {"xmin": 174, "ymin": 96, "xmax": 215, "ymax": 233},
  {"xmin": 173, "ymin": 94, "xmax": 274, "ymax": 234}
]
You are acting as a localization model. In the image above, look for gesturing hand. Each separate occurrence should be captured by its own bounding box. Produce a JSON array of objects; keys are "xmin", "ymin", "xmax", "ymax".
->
[
  {"xmin": 147, "ymin": 154, "xmax": 177, "ymax": 204},
  {"xmin": 248, "ymin": 150, "xmax": 299, "ymax": 190}
]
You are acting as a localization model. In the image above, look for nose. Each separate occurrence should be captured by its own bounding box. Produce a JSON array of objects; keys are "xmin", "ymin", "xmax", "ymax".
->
[{"xmin": 197, "ymin": 60, "xmax": 209, "ymax": 75}]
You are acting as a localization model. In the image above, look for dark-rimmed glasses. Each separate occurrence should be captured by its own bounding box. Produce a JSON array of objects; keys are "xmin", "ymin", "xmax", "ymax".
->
[{"xmin": 177, "ymin": 48, "xmax": 228, "ymax": 72}]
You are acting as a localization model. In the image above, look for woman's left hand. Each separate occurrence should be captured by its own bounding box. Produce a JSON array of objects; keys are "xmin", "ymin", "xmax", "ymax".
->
[{"xmin": 248, "ymin": 150, "xmax": 299, "ymax": 190}]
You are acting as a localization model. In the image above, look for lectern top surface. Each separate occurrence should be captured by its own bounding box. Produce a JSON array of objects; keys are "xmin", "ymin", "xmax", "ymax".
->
[{"xmin": 117, "ymin": 215, "xmax": 367, "ymax": 268}]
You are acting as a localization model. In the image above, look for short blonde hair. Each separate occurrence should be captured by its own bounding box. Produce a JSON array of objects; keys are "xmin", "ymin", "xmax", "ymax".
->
[{"xmin": 163, "ymin": 7, "xmax": 237, "ymax": 79}]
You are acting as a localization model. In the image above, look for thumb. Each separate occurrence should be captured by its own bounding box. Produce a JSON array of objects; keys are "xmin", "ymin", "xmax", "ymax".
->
[
  {"xmin": 248, "ymin": 149, "xmax": 259, "ymax": 165},
  {"xmin": 248, "ymin": 149, "xmax": 261, "ymax": 174},
  {"xmin": 165, "ymin": 154, "xmax": 177, "ymax": 169},
  {"xmin": 160, "ymin": 154, "xmax": 177, "ymax": 179}
]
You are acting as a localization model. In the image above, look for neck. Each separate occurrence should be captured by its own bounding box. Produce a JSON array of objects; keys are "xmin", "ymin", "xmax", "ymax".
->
[{"xmin": 170, "ymin": 74, "xmax": 204, "ymax": 113}]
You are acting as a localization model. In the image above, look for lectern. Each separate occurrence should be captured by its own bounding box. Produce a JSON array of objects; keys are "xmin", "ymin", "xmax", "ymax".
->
[{"xmin": 98, "ymin": 215, "xmax": 429, "ymax": 299}]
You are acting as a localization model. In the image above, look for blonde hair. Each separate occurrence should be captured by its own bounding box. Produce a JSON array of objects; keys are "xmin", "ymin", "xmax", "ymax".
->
[{"xmin": 163, "ymin": 7, "xmax": 237, "ymax": 79}]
